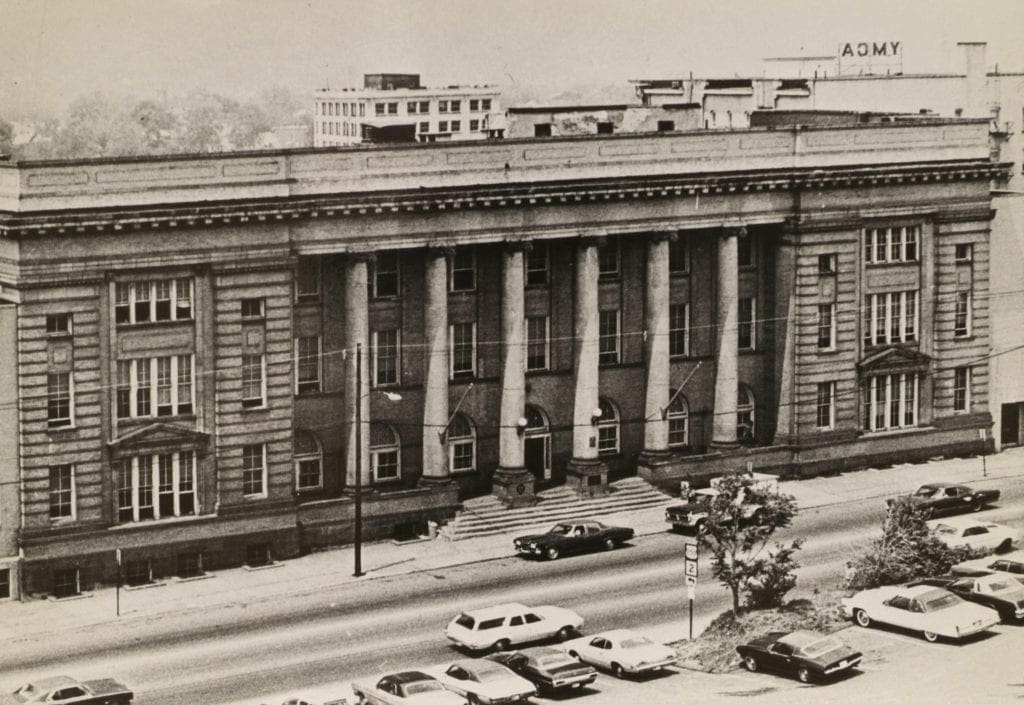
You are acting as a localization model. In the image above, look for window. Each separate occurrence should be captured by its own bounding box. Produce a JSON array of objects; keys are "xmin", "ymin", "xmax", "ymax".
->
[
  {"xmin": 155, "ymin": 281, "xmax": 172, "ymax": 320},
  {"xmin": 816, "ymin": 382, "xmax": 836, "ymax": 429},
  {"xmin": 669, "ymin": 239, "xmax": 689, "ymax": 274},
  {"xmin": 670, "ymin": 304, "xmax": 689, "ymax": 357},
  {"xmin": 596, "ymin": 121, "xmax": 614, "ymax": 135},
  {"xmin": 419, "ymin": 121, "xmax": 429, "ymax": 133},
  {"xmin": 117, "ymin": 356, "xmax": 195, "ymax": 418},
  {"xmin": 469, "ymin": 99, "xmax": 479, "ymax": 111},
  {"xmin": 818, "ymin": 254, "xmax": 837, "ymax": 274},
  {"xmin": 241, "ymin": 298, "xmax": 265, "ymax": 319},
  {"xmin": 863, "ymin": 291, "xmax": 918, "ymax": 346},
  {"xmin": 438, "ymin": 100, "xmax": 449, "ymax": 113},
  {"xmin": 450, "ymin": 100, "xmax": 461, "ymax": 112},
  {"xmin": 114, "ymin": 278, "xmax": 194, "ymax": 325},
  {"xmin": 534, "ymin": 123, "xmax": 552, "ymax": 138},
  {"xmin": 47, "ymin": 372, "xmax": 72, "ymax": 428},
  {"xmin": 667, "ymin": 392, "xmax": 689, "ymax": 447},
  {"xmin": 370, "ymin": 423, "xmax": 401, "ymax": 481},
  {"xmin": 372, "ymin": 329, "xmax": 400, "ymax": 386},
  {"xmin": 864, "ymin": 225, "xmax": 920, "ymax": 264},
  {"xmin": 657, "ymin": 120, "xmax": 675, "ymax": 132},
  {"xmin": 597, "ymin": 398, "xmax": 619, "ymax": 454},
  {"xmin": 737, "ymin": 232, "xmax": 754, "ymax": 268},
  {"xmin": 598, "ymin": 241, "xmax": 620, "ymax": 278},
  {"xmin": 862, "ymin": 373, "xmax": 919, "ymax": 431},
  {"xmin": 737, "ymin": 386, "xmax": 756, "ymax": 441},
  {"xmin": 599, "ymin": 309, "xmax": 620, "ymax": 365},
  {"xmin": 955, "ymin": 243, "xmax": 974, "ymax": 262},
  {"xmin": 526, "ymin": 243, "xmax": 549, "ymax": 285},
  {"xmin": 177, "ymin": 552, "xmax": 204, "ymax": 578},
  {"xmin": 954, "ymin": 367, "xmax": 971, "ymax": 413},
  {"xmin": 451, "ymin": 120, "xmax": 461, "ymax": 132},
  {"xmin": 438, "ymin": 120, "xmax": 449, "ymax": 133},
  {"xmin": 0, "ymin": 568, "xmax": 9, "ymax": 599},
  {"xmin": 116, "ymin": 451, "xmax": 197, "ymax": 522},
  {"xmin": 49, "ymin": 465, "xmax": 74, "ymax": 520},
  {"xmin": 295, "ymin": 336, "xmax": 322, "ymax": 394},
  {"xmin": 450, "ymin": 248, "xmax": 476, "ymax": 291},
  {"xmin": 46, "ymin": 314, "xmax": 72, "ymax": 336},
  {"xmin": 241, "ymin": 354, "xmax": 266, "ymax": 408},
  {"xmin": 481, "ymin": 99, "xmax": 492, "ymax": 110},
  {"xmin": 526, "ymin": 316, "xmax": 549, "ymax": 371},
  {"xmin": 386, "ymin": 102, "xmax": 398, "ymax": 115},
  {"xmin": 954, "ymin": 291, "xmax": 972, "ymax": 337},
  {"xmin": 242, "ymin": 444, "xmax": 266, "ymax": 497},
  {"xmin": 295, "ymin": 259, "xmax": 320, "ymax": 300},
  {"xmin": 373, "ymin": 253, "xmax": 400, "ymax": 297},
  {"xmin": 407, "ymin": 101, "xmax": 419, "ymax": 114},
  {"xmin": 738, "ymin": 297, "xmax": 756, "ymax": 350},
  {"xmin": 817, "ymin": 304, "xmax": 836, "ymax": 349},
  {"xmin": 450, "ymin": 322, "xmax": 476, "ymax": 377},
  {"xmin": 52, "ymin": 568, "xmax": 80, "ymax": 598},
  {"xmin": 448, "ymin": 413, "xmax": 476, "ymax": 473},
  {"xmin": 418, "ymin": 100, "xmax": 429, "ymax": 113},
  {"xmin": 469, "ymin": 119, "xmax": 479, "ymax": 131},
  {"xmin": 175, "ymin": 280, "xmax": 191, "ymax": 318},
  {"xmin": 295, "ymin": 430, "xmax": 323, "ymax": 490}
]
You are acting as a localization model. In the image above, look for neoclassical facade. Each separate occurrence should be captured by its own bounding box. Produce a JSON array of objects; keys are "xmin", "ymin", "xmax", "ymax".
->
[{"xmin": 0, "ymin": 118, "xmax": 1006, "ymax": 596}]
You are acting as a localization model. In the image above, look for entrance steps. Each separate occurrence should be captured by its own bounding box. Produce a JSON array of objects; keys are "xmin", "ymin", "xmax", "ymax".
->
[{"xmin": 439, "ymin": 477, "xmax": 675, "ymax": 541}]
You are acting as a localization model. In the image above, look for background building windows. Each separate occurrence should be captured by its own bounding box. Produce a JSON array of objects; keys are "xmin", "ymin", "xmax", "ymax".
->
[
  {"xmin": 955, "ymin": 243, "xmax": 974, "ymax": 262},
  {"xmin": 598, "ymin": 241, "xmax": 620, "ymax": 278},
  {"xmin": 816, "ymin": 382, "xmax": 836, "ymax": 429},
  {"xmin": 670, "ymin": 303, "xmax": 689, "ymax": 357},
  {"xmin": 449, "ymin": 322, "xmax": 476, "ymax": 377},
  {"xmin": 447, "ymin": 413, "xmax": 476, "ymax": 473},
  {"xmin": 738, "ymin": 298, "xmax": 756, "ymax": 350},
  {"xmin": 373, "ymin": 253, "xmax": 400, "ymax": 297},
  {"xmin": 954, "ymin": 367, "xmax": 972, "ymax": 412},
  {"xmin": 862, "ymin": 373, "xmax": 919, "ymax": 431},
  {"xmin": 667, "ymin": 392, "xmax": 689, "ymax": 447},
  {"xmin": 865, "ymin": 225, "xmax": 920, "ymax": 264},
  {"xmin": 669, "ymin": 239, "xmax": 689, "ymax": 274},
  {"xmin": 737, "ymin": 385, "xmax": 756, "ymax": 441},
  {"xmin": 526, "ymin": 316, "xmax": 549, "ymax": 371},
  {"xmin": 596, "ymin": 398, "xmax": 619, "ymax": 455},
  {"xmin": 526, "ymin": 243, "xmax": 549, "ymax": 285},
  {"xmin": 954, "ymin": 291, "xmax": 972, "ymax": 337},
  {"xmin": 737, "ymin": 233, "xmax": 754, "ymax": 268},
  {"xmin": 242, "ymin": 444, "xmax": 266, "ymax": 497},
  {"xmin": 370, "ymin": 423, "xmax": 401, "ymax": 481},
  {"xmin": 295, "ymin": 336, "xmax": 322, "ymax": 394},
  {"xmin": 863, "ymin": 291, "xmax": 918, "ymax": 346},
  {"xmin": 372, "ymin": 329, "xmax": 400, "ymax": 386},
  {"xmin": 295, "ymin": 259, "xmax": 320, "ymax": 301},
  {"xmin": 450, "ymin": 248, "xmax": 476, "ymax": 291},
  {"xmin": 241, "ymin": 354, "xmax": 265, "ymax": 407},
  {"xmin": 818, "ymin": 254, "xmax": 837, "ymax": 274},
  {"xmin": 49, "ymin": 465, "xmax": 74, "ymax": 520},
  {"xmin": 599, "ymin": 309, "xmax": 620, "ymax": 365},
  {"xmin": 817, "ymin": 304, "xmax": 835, "ymax": 349},
  {"xmin": 47, "ymin": 372, "xmax": 72, "ymax": 428},
  {"xmin": 46, "ymin": 314, "xmax": 72, "ymax": 336},
  {"xmin": 294, "ymin": 430, "xmax": 323, "ymax": 490},
  {"xmin": 241, "ymin": 298, "xmax": 265, "ymax": 319},
  {"xmin": 115, "ymin": 278, "xmax": 194, "ymax": 325},
  {"xmin": 117, "ymin": 356, "xmax": 193, "ymax": 418}
]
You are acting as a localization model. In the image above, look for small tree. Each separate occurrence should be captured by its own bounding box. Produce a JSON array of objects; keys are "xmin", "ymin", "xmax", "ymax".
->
[
  {"xmin": 698, "ymin": 471, "xmax": 801, "ymax": 616},
  {"xmin": 745, "ymin": 540, "xmax": 805, "ymax": 609},
  {"xmin": 848, "ymin": 496, "xmax": 974, "ymax": 589}
]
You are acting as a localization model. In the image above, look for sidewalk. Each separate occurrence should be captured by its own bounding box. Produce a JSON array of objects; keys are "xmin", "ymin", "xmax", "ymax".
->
[{"xmin": 4, "ymin": 447, "xmax": 1023, "ymax": 639}]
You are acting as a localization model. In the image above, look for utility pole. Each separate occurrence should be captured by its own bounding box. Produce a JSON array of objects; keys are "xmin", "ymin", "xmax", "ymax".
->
[{"xmin": 354, "ymin": 342, "xmax": 363, "ymax": 578}]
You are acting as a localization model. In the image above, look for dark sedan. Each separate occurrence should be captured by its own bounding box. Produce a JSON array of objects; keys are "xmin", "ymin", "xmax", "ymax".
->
[
  {"xmin": 887, "ymin": 483, "xmax": 1000, "ymax": 518},
  {"xmin": 736, "ymin": 630, "xmax": 862, "ymax": 684},
  {"xmin": 486, "ymin": 647, "xmax": 597, "ymax": 693},
  {"xmin": 514, "ymin": 521, "xmax": 634, "ymax": 560},
  {"xmin": 910, "ymin": 574, "xmax": 1024, "ymax": 622}
]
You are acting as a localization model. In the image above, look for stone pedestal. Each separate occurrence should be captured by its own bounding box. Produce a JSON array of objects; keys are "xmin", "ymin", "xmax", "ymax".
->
[
  {"xmin": 492, "ymin": 466, "xmax": 537, "ymax": 508},
  {"xmin": 565, "ymin": 457, "xmax": 610, "ymax": 497}
]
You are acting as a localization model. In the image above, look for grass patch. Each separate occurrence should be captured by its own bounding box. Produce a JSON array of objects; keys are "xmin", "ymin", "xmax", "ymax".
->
[{"xmin": 672, "ymin": 588, "xmax": 849, "ymax": 673}]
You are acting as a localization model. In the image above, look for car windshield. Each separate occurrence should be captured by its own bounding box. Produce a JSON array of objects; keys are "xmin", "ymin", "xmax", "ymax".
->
[
  {"xmin": 472, "ymin": 664, "xmax": 510, "ymax": 682},
  {"xmin": 12, "ymin": 685, "xmax": 35, "ymax": 704},
  {"xmin": 404, "ymin": 681, "xmax": 444, "ymax": 695},
  {"xmin": 550, "ymin": 524, "xmax": 573, "ymax": 535},
  {"xmin": 800, "ymin": 637, "xmax": 843, "ymax": 657},
  {"xmin": 536, "ymin": 654, "xmax": 574, "ymax": 668},
  {"xmin": 980, "ymin": 579, "xmax": 1016, "ymax": 594},
  {"xmin": 922, "ymin": 593, "xmax": 963, "ymax": 611},
  {"xmin": 914, "ymin": 486, "xmax": 939, "ymax": 497},
  {"xmin": 620, "ymin": 637, "xmax": 654, "ymax": 648},
  {"xmin": 454, "ymin": 614, "xmax": 475, "ymax": 629}
]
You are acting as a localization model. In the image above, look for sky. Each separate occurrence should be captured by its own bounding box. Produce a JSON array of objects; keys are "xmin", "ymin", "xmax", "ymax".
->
[{"xmin": 3, "ymin": 0, "xmax": 1024, "ymax": 118}]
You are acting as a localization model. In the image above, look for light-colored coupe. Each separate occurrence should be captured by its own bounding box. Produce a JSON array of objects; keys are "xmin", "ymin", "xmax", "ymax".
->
[
  {"xmin": 953, "ymin": 548, "xmax": 1024, "ymax": 583},
  {"xmin": 427, "ymin": 660, "xmax": 536, "ymax": 705},
  {"xmin": 350, "ymin": 672, "xmax": 465, "ymax": 705},
  {"xmin": 562, "ymin": 629, "xmax": 677, "ymax": 677},
  {"xmin": 928, "ymin": 517, "xmax": 1020, "ymax": 553},
  {"xmin": 841, "ymin": 584, "xmax": 1000, "ymax": 642}
]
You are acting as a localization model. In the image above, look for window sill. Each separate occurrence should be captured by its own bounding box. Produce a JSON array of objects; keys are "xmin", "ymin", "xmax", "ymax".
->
[
  {"xmin": 372, "ymin": 476, "xmax": 402, "ymax": 485},
  {"xmin": 450, "ymin": 467, "xmax": 477, "ymax": 475},
  {"xmin": 816, "ymin": 347, "xmax": 839, "ymax": 354},
  {"xmin": 241, "ymin": 403, "xmax": 269, "ymax": 411},
  {"xmin": 953, "ymin": 335, "xmax": 975, "ymax": 341},
  {"xmin": 295, "ymin": 388, "xmax": 324, "ymax": 397},
  {"xmin": 243, "ymin": 493, "xmax": 268, "ymax": 500},
  {"xmin": 115, "ymin": 318, "xmax": 195, "ymax": 329},
  {"xmin": 109, "ymin": 514, "xmax": 211, "ymax": 530},
  {"xmin": 47, "ymin": 423, "xmax": 76, "ymax": 433},
  {"xmin": 370, "ymin": 294, "xmax": 402, "ymax": 302}
]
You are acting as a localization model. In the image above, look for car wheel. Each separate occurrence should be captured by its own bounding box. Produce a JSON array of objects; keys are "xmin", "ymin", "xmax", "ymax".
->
[
  {"xmin": 695, "ymin": 520, "xmax": 707, "ymax": 535},
  {"xmin": 742, "ymin": 655, "xmax": 759, "ymax": 672},
  {"xmin": 557, "ymin": 625, "xmax": 575, "ymax": 641},
  {"xmin": 854, "ymin": 609, "xmax": 871, "ymax": 628},
  {"xmin": 494, "ymin": 638, "xmax": 512, "ymax": 652},
  {"xmin": 568, "ymin": 649, "xmax": 579, "ymax": 658},
  {"xmin": 612, "ymin": 662, "xmax": 626, "ymax": 679},
  {"xmin": 796, "ymin": 667, "xmax": 811, "ymax": 684},
  {"xmin": 467, "ymin": 694, "xmax": 481, "ymax": 705},
  {"xmin": 923, "ymin": 507, "xmax": 934, "ymax": 520},
  {"xmin": 997, "ymin": 539, "xmax": 1013, "ymax": 554},
  {"xmin": 972, "ymin": 500, "xmax": 984, "ymax": 513},
  {"xmin": 922, "ymin": 630, "xmax": 939, "ymax": 643},
  {"xmin": 604, "ymin": 538, "xmax": 616, "ymax": 551},
  {"xmin": 546, "ymin": 546, "xmax": 560, "ymax": 560}
]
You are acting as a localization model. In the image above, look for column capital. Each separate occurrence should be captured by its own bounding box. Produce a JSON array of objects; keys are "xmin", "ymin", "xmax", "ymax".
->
[
  {"xmin": 503, "ymin": 240, "xmax": 534, "ymax": 254},
  {"xmin": 347, "ymin": 251, "xmax": 376, "ymax": 265},
  {"xmin": 426, "ymin": 243, "xmax": 456, "ymax": 258},
  {"xmin": 722, "ymin": 224, "xmax": 748, "ymax": 238},
  {"xmin": 648, "ymin": 229, "xmax": 679, "ymax": 244},
  {"xmin": 578, "ymin": 234, "xmax": 608, "ymax": 249}
]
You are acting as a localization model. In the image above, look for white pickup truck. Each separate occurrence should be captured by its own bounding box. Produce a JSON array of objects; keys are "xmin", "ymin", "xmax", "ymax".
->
[{"xmin": 665, "ymin": 472, "xmax": 779, "ymax": 533}]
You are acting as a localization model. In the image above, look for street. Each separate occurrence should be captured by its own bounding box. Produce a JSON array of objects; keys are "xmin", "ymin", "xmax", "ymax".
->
[{"xmin": 7, "ymin": 469, "xmax": 1024, "ymax": 705}]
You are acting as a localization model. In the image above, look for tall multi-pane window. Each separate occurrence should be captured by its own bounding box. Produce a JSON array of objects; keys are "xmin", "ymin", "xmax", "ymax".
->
[
  {"xmin": 599, "ymin": 309, "xmax": 620, "ymax": 365},
  {"xmin": 117, "ymin": 356, "xmax": 195, "ymax": 419},
  {"xmin": 241, "ymin": 298, "xmax": 265, "ymax": 319},
  {"xmin": 49, "ymin": 465, "xmax": 74, "ymax": 520},
  {"xmin": 954, "ymin": 291, "xmax": 972, "ymax": 337},
  {"xmin": 373, "ymin": 253, "xmax": 400, "ymax": 298},
  {"xmin": 737, "ymin": 386, "xmax": 756, "ymax": 441},
  {"xmin": 177, "ymin": 356, "xmax": 193, "ymax": 414},
  {"xmin": 294, "ymin": 431, "xmax": 323, "ymax": 490},
  {"xmin": 372, "ymin": 329, "xmax": 400, "ymax": 386},
  {"xmin": 862, "ymin": 373, "xmax": 919, "ymax": 431},
  {"xmin": 737, "ymin": 233, "xmax": 754, "ymax": 267},
  {"xmin": 864, "ymin": 225, "xmax": 920, "ymax": 264},
  {"xmin": 669, "ymin": 239, "xmax": 689, "ymax": 274},
  {"xmin": 450, "ymin": 322, "xmax": 476, "ymax": 377},
  {"xmin": 295, "ymin": 336, "xmax": 322, "ymax": 394},
  {"xmin": 816, "ymin": 382, "xmax": 836, "ymax": 429},
  {"xmin": 954, "ymin": 367, "xmax": 971, "ymax": 413},
  {"xmin": 370, "ymin": 423, "xmax": 401, "ymax": 481},
  {"xmin": 448, "ymin": 414, "xmax": 476, "ymax": 473},
  {"xmin": 295, "ymin": 259, "xmax": 320, "ymax": 300},
  {"xmin": 526, "ymin": 316, "xmax": 549, "ymax": 371},
  {"xmin": 47, "ymin": 373, "xmax": 72, "ymax": 428},
  {"xmin": 450, "ymin": 249, "xmax": 476, "ymax": 291},
  {"xmin": 526, "ymin": 244, "xmax": 549, "ymax": 286},
  {"xmin": 242, "ymin": 444, "xmax": 266, "ymax": 497},
  {"xmin": 863, "ymin": 291, "xmax": 918, "ymax": 346},
  {"xmin": 115, "ymin": 279, "xmax": 194, "ymax": 325},
  {"xmin": 667, "ymin": 392, "xmax": 689, "ymax": 447},
  {"xmin": 738, "ymin": 298, "xmax": 756, "ymax": 350},
  {"xmin": 156, "ymin": 357, "xmax": 173, "ymax": 415},
  {"xmin": 596, "ymin": 398, "xmax": 619, "ymax": 454},
  {"xmin": 670, "ymin": 304, "xmax": 689, "ymax": 357},
  {"xmin": 817, "ymin": 304, "xmax": 835, "ymax": 349},
  {"xmin": 241, "ymin": 354, "xmax": 265, "ymax": 408},
  {"xmin": 46, "ymin": 313, "xmax": 72, "ymax": 335},
  {"xmin": 598, "ymin": 241, "xmax": 620, "ymax": 278}
]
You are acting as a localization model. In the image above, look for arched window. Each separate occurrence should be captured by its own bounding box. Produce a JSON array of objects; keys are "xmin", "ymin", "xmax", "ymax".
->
[
  {"xmin": 448, "ymin": 413, "xmax": 476, "ymax": 473},
  {"xmin": 294, "ymin": 430, "xmax": 322, "ymax": 490},
  {"xmin": 667, "ymin": 392, "xmax": 689, "ymax": 448},
  {"xmin": 597, "ymin": 397, "xmax": 619, "ymax": 455},
  {"xmin": 737, "ymin": 385, "xmax": 755, "ymax": 442},
  {"xmin": 524, "ymin": 404, "xmax": 552, "ymax": 480},
  {"xmin": 370, "ymin": 423, "xmax": 401, "ymax": 482}
]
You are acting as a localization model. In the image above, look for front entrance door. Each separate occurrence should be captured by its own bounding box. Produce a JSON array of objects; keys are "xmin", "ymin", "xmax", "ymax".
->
[
  {"xmin": 1002, "ymin": 403, "xmax": 1021, "ymax": 446},
  {"xmin": 525, "ymin": 435, "xmax": 550, "ymax": 482}
]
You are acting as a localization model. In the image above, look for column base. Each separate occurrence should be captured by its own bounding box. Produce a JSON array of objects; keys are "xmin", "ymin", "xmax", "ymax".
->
[
  {"xmin": 417, "ymin": 476, "xmax": 455, "ymax": 489},
  {"xmin": 565, "ymin": 457, "xmax": 610, "ymax": 497},
  {"xmin": 492, "ymin": 466, "xmax": 537, "ymax": 508},
  {"xmin": 709, "ymin": 440, "xmax": 741, "ymax": 452}
]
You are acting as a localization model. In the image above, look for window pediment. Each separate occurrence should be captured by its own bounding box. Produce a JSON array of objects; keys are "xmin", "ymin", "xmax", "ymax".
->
[
  {"xmin": 858, "ymin": 345, "xmax": 931, "ymax": 375},
  {"xmin": 109, "ymin": 422, "xmax": 209, "ymax": 457}
]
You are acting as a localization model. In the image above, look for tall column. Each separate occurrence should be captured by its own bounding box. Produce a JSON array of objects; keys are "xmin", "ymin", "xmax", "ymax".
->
[
  {"xmin": 712, "ymin": 226, "xmax": 742, "ymax": 448},
  {"xmin": 493, "ymin": 243, "xmax": 536, "ymax": 507},
  {"xmin": 421, "ymin": 247, "xmax": 450, "ymax": 480},
  {"xmin": 344, "ymin": 255, "xmax": 371, "ymax": 487},
  {"xmin": 642, "ymin": 234, "xmax": 672, "ymax": 455},
  {"xmin": 566, "ymin": 238, "xmax": 608, "ymax": 496}
]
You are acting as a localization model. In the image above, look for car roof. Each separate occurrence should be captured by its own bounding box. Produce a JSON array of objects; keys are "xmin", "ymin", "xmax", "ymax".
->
[
  {"xmin": 776, "ymin": 630, "xmax": 827, "ymax": 648},
  {"xmin": 899, "ymin": 584, "xmax": 944, "ymax": 598},
  {"xmin": 520, "ymin": 646, "xmax": 563, "ymax": 657},
  {"xmin": 386, "ymin": 671, "xmax": 434, "ymax": 685},
  {"xmin": 594, "ymin": 629, "xmax": 641, "ymax": 641},
  {"xmin": 462, "ymin": 603, "xmax": 530, "ymax": 619},
  {"xmin": 22, "ymin": 677, "xmax": 79, "ymax": 691},
  {"xmin": 975, "ymin": 573, "xmax": 1021, "ymax": 587}
]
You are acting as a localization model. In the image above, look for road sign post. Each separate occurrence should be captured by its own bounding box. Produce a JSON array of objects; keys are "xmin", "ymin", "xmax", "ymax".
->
[
  {"xmin": 684, "ymin": 542, "xmax": 699, "ymax": 640},
  {"xmin": 980, "ymin": 428, "xmax": 988, "ymax": 477}
]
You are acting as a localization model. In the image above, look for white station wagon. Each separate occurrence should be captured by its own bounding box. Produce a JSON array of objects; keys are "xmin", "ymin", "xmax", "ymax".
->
[
  {"xmin": 842, "ymin": 584, "xmax": 1000, "ymax": 642},
  {"xmin": 444, "ymin": 602, "xmax": 584, "ymax": 653}
]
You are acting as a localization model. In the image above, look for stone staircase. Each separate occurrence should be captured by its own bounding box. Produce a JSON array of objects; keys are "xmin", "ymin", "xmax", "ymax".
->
[{"xmin": 440, "ymin": 477, "xmax": 675, "ymax": 541}]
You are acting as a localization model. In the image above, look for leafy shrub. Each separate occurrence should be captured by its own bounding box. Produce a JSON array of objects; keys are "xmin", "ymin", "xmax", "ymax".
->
[{"xmin": 745, "ymin": 540, "xmax": 804, "ymax": 609}]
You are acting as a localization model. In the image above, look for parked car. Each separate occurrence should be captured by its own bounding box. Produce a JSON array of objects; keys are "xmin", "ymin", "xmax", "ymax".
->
[
  {"xmin": 3, "ymin": 676, "xmax": 134, "ymax": 705},
  {"xmin": 486, "ymin": 647, "xmax": 597, "ymax": 693},
  {"xmin": 444, "ymin": 603, "xmax": 584, "ymax": 653},
  {"xmin": 350, "ymin": 672, "xmax": 464, "ymax": 705},
  {"xmin": 427, "ymin": 660, "xmax": 536, "ymax": 705},
  {"xmin": 953, "ymin": 549, "xmax": 1024, "ymax": 583},
  {"xmin": 562, "ymin": 629, "xmax": 677, "ymax": 678},
  {"xmin": 665, "ymin": 472, "xmax": 778, "ymax": 533},
  {"xmin": 887, "ymin": 483, "xmax": 1000, "ymax": 518},
  {"xmin": 928, "ymin": 517, "xmax": 1020, "ymax": 553},
  {"xmin": 910, "ymin": 574, "xmax": 1024, "ymax": 622},
  {"xmin": 735, "ymin": 630, "xmax": 862, "ymax": 684},
  {"xmin": 513, "ymin": 521, "xmax": 634, "ymax": 560},
  {"xmin": 841, "ymin": 583, "xmax": 1000, "ymax": 642}
]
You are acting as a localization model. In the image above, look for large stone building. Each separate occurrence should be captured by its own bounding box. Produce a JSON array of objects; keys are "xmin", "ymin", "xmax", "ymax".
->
[{"xmin": 0, "ymin": 116, "xmax": 1007, "ymax": 598}]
